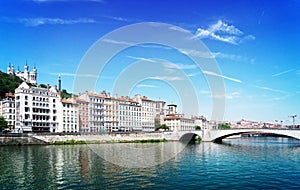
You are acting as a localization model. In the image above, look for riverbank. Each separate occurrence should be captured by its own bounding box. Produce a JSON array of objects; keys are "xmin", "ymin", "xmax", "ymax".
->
[{"xmin": 0, "ymin": 132, "xmax": 166, "ymax": 146}]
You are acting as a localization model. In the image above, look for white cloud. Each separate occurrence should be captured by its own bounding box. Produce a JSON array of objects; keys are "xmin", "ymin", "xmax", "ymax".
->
[
  {"xmin": 149, "ymin": 76, "xmax": 183, "ymax": 81},
  {"xmin": 49, "ymin": 72, "xmax": 98, "ymax": 78},
  {"xmin": 187, "ymin": 72, "xmax": 201, "ymax": 77},
  {"xmin": 195, "ymin": 20, "xmax": 255, "ymax": 45},
  {"xmin": 162, "ymin": 62, "xmax": 197, "ymax": 70},
  {"xmin": 169, "ymin": 26, "xmax": 190, "ymax": 33},
  {"xmin": 272, "ymin": 69, "xmax": 296, "ymax": 77},
  {"xmin": 127, "ymin": 56, "xmax": 157, "ymax": 63},
  {"xmin": 254, "ymin": 85, "xmax": 286, "ymax": 94},
  {"xmin": 178, "ymin": 48, "xmax": 214, "ymax": 59},
  {"xmin": 17, "ymin": 17, "xmax": 95, "ymax": 27},
  {"xmin": 203, "ymin": 70, "xmax": 242, "ymax": 83},
  {"xmin": 103, "ymin": 16, "xmax": 129, "ymax": 22},
  {"xmin": 136, "ymin": 84, "xmax": 157, "ymax": 88},
  {"xmin": 102, "ymin": 39, "xmax": 134, "ymax": 46},
  {"xmin": 213, "ymin": 91, "xmax": 240, "ymax": 100},
  {"xmin": 212, "ymin": 52, "xmax": 242, "ymax": 61}
]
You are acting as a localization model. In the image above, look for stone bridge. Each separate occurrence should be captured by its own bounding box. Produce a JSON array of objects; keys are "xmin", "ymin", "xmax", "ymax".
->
[{"xmin": 163, "ymin": 129, "xmax": 300, "ymax": 142}]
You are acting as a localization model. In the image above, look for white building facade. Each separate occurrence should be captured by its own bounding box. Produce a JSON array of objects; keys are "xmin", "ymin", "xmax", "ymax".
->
[
  {"xmin": 0, "ymin": 93, "xmax": 15, "ymax": 130},
  {"xmin": 164, "ymin": 115, "xmax": 196, "ymax": 132},
  {"xmin": 14, "ymin": 82, "xmax": 59, "ymax": 132},
  {"xmin": 57, "ymin": 98, "xmax": 79, "ymax": 133},
  {"xmin": 134, "ymin": 94, "xmax": 165, "ymax": 132},
  {"xmin": 116, "ymin": 97, "xmax": 142, "ymax": 132}
]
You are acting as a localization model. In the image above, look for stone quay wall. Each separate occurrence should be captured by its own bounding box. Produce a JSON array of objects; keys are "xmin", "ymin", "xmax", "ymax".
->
[{"xmin": 0, "ymin": 132, "xmax": 166, "ymax": 145}]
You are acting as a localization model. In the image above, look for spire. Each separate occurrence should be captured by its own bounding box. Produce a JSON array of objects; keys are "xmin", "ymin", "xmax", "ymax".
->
[{"xmin": 58, "ymin": 74, "xmax": 61, "ymax": 91}]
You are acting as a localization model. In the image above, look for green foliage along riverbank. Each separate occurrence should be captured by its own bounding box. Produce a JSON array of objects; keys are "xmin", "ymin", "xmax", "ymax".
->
[{"xmin": 52, "ymin": 139, "xmax": 167, "ymax": 145}]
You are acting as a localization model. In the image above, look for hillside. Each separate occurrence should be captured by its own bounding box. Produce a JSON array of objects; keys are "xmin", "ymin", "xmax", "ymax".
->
[
  {"xmin": 0, "ymin": 71, "xmax": 72, "ymax": 99},
  {"xmin": 0, "ymin": 71, "xmax": 23, "ymax": 99}
]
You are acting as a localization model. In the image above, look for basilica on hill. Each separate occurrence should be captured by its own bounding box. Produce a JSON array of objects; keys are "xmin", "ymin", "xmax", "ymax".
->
[{"xmin": 7, "ymin": 62, "xmax": 37, "ymax": 85}]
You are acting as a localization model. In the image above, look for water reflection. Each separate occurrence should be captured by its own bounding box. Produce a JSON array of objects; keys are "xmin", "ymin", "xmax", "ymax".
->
[
  {"xmin": 1, "ymin": 138, "xmax": 300, "ymax": 189},
  {"xmin": 88, "ymin": 142, "xmax": 187, "ymax": 168}
]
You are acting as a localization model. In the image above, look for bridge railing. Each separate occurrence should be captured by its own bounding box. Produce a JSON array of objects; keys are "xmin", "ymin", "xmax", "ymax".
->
[{"xmin": 211, "ymin": 128, "xmax": 300, "ymax": 130}]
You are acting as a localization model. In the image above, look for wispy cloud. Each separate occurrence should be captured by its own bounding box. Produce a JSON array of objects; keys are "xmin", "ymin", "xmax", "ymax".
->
[
  {"xmin": 102, "ymin": 39, "xmax": 134, "ymax": 46},
  {"xmin": 103, "ymin": 15, "xmax": 129, "ymax": 22},
  {"xmin": 203, "ymin": 70, "xmax": 242, "ymax": 83},
  {"xmin": 127, "ymin": 56, "xmax": 157, "ymax": 63},
  {"xmin": 213, "ymin": 92, "xmax": 241, "ymax": 100},
  {"xmin": 178, "ymin": 48, "xmax": 214, "ymax": 59},
  {"xmin": 136, "ymin": 84, "xmax": 157, "ymax": 88},
  {"xmin": 195, "ymin": 20, "xmax": 255, "ymax": 45},
  {"xmin": 49, "ymin": 72, "xmax": 98, "ymax": 78},
  {"xmin": 7, "ymin": 17, "xmax": 96, "ymax": 27},
  {"xmin": 169, "ymin": 26, "xmax": 190, "ymax": 33},
  {"xmin": 149, "ymin": 76, "xmax": 183, "ymax": 81},
  {"xmin": 254, "ymin": 85, "xmax": 286, "ymax": 94},
  {"xmin": 187, "ymin": 72, "xmax": 201, "ymax": 77},
  {"xmin": 162, "ymin": 62, "xmax": 197, "ymax": 70},
  {"xmin": 272, "ymin": 68, "xmax": 296, "ymax": 77}
]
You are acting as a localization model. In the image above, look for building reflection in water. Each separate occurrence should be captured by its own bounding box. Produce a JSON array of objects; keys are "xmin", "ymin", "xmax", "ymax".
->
[
  {"xmin": 88, "ymin": 142, "xmax": 188, "ymax": 168},
  {"xmin": 79, "ymin": 146, "xmax": 91, "ymax": 181}
]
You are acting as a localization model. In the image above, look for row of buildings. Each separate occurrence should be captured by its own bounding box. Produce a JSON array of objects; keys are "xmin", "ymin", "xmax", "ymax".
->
[
  {"xmin": 0, "ymin": 82, "xmax": 204, "ymax": 133},
  {"xmin": 1, "ymin": 63, "xmax": 204, "ymax": 133}
]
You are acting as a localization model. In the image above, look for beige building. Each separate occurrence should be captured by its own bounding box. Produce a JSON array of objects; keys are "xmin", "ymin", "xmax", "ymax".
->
[
  {"xmin": 164, "ymin": 115, "xmax": 196, "ymax": 132},
  {"xmin": 78, "ymin": 92, "xmax": 106, "ymax": 133},
  {"xmin": 76, "ymin": 97, "xmax": 89, "ymax": 133}
]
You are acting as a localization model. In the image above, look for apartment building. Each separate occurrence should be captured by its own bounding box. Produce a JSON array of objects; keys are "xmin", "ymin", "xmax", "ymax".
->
[
  {"xmin": 134, "ymin": 94, "xmax": 165, "ymax": 131},
  {"xmin": 116, "ymin": 96, "xmax": 142, "ymax": 132},
  {"xmin": 14, "ymin": 82, "xmax": 59, "ymax": 132},
  {"xmin": 78, "ymin": 92, "xmax": 105, "ymax": 133},
  {"xmin": 57, "ymin": 97, "xmax": 79, "ymax": 133},
  {"xmin": 0, "ymin": 93, "xmax": 15, "ymax": 130},
  {"xmin": 75, "ymin": 97, "xmax": 89, "ymax": 133}
]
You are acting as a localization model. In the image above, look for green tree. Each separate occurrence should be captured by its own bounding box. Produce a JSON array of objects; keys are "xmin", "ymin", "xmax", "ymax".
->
[
  {"xmin": 155, "ymin": 118, "xmax": 161, "ymax": 130},
  {"xmin": 0, "ymin": 71, "xmax": 24, "ymax": 98},
  {"xmin": 0, "ymin": 116, "xmax": 8, "ymax": 131},
  {"xmin": 218, "ymin": 123, "xmax": 231, "ymax": 129},
  {"xmin": 61, "ymin": 89, "xmax": 72, "ymax": 99},
  {"xmin": 160, "ymin": 124, "xmax": 169, "ymax": 131},
  {"xmin": 195, "ymin": 125, "xmax": 201, "ymax": 130}
]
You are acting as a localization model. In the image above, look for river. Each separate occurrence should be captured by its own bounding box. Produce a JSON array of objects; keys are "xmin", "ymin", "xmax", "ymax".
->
[{"xmin": 1, "ymin": 137, "xmax": 300, "ymax": 189}]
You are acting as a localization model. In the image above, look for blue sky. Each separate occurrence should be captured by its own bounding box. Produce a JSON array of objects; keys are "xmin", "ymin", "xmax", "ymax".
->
[{"xmin": 0, "ymin": 0, "xmax": 300, "ymax": 123}]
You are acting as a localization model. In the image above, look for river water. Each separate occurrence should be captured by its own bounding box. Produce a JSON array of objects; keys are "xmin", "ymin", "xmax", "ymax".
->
[{"xmin": 1, "ymin": 137, "xmax": 300, "ymax": 189}]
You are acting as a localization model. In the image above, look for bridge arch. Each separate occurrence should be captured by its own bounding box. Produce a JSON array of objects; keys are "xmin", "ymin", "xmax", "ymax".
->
[
  {"xmin": 178, "ymin": 131, "xmax": 203, "ymax": 142},
  {"xmin": 210, "ymin": 129, "xmax": 300, "ymax": 142}
]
